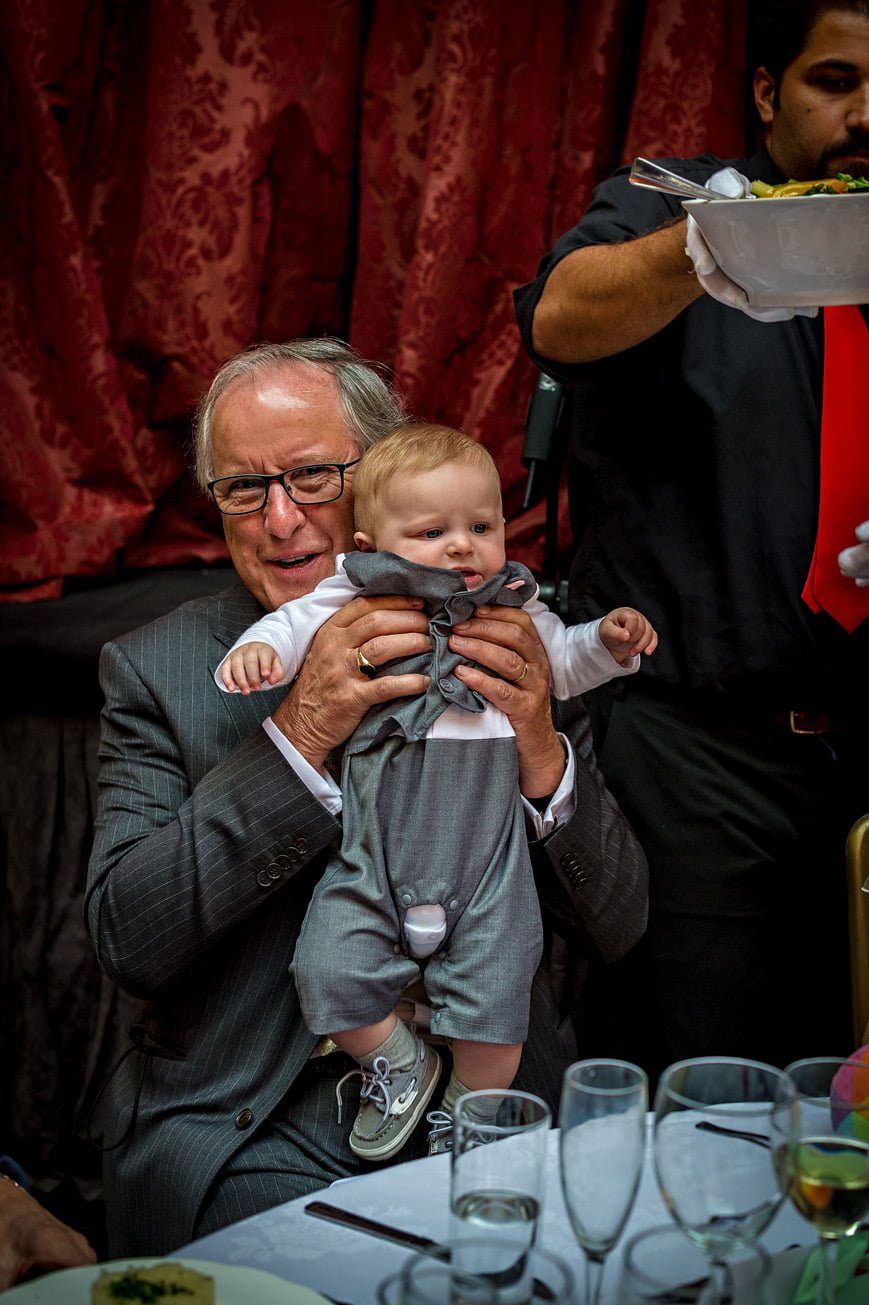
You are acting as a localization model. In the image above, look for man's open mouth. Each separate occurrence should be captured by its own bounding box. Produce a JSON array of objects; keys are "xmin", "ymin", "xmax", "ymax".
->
[{"xmin": 273, "ymin": 553, "xmax": 318, "ymax": 569}]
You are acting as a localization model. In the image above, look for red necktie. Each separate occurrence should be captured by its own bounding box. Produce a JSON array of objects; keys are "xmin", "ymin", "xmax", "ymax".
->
[{"xmin": 801, "ymin": 305, "xmax": 869, "ymax": 633}]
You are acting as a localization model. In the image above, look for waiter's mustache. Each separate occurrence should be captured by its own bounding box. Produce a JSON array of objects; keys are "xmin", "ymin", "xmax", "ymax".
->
[{"xmin": 821, "ymin": 130, "xmax": 869, "ymax": 162}]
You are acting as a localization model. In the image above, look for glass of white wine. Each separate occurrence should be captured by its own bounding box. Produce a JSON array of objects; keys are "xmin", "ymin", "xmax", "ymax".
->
[
  {"xmin": 774, "ymin": 1056, "xmax": 869, "ymax": 1305},
  {"xmin": 653, "ymin": 1057, "xmax": 796, "ymax": 1305},
  {"xmin": 559, "ymin": 1059, "xmax": 648, "ymax": 1305}
]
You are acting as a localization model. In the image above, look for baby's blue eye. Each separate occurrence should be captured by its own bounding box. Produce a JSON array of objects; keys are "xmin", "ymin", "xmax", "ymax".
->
[
  {"xmin": 471, "ymin": 523, "xmax": 488, "ymax": 534},
  {"xmin": 423, "ymin": 528, "xmax": 443, "ymax": 539}
]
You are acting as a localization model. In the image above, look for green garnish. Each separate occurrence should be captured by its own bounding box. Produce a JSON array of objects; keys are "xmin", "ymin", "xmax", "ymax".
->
[
  {"xmin": 804, "ymin": 174, "xmax": 869, "ymax": 195},
  {"xmin": 835, "ymin": 172, "xmax": 869, "ymax": 190},
  {"xmin": 107, "ymin": 1275, "xmax": 194, "ymax": 1301}
]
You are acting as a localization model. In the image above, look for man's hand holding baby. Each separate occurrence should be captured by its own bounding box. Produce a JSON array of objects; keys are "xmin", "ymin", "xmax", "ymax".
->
[
  {"xmin": 599, "ymin": 607, "xmax": 658, "ymax": 665},
  {"xmin": 272, "ymin": 596, "xmax": 431, "ymax": 774},
  {"xmin": 451, "ymin": 605, "xmax": 565, "ymax": 800}
]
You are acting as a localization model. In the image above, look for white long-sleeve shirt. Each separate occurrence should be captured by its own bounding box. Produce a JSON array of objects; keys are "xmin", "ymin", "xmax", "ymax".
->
[{"xmin": 215, "ymin": 554, "xmax": 639, "ymax": 833}]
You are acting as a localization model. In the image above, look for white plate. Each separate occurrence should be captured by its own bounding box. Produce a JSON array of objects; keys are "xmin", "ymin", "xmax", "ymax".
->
[
  {"xmin": 3, "ymin": 1257, "xmax": 332, "ymax": 1304},
  {"xmin": 683, "ymin": 192, "xmax": 869, "ymax": 307}
]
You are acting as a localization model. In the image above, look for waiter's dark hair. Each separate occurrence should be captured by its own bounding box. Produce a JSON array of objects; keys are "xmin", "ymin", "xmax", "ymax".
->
[{"xmin": 752, "ymin": 1, "xmax": 869, "ymax": 91}]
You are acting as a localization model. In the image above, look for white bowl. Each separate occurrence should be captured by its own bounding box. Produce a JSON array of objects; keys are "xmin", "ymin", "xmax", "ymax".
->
[{"xmin": 683, "ymin": 193, "xmax": 869, "ymax": 307}]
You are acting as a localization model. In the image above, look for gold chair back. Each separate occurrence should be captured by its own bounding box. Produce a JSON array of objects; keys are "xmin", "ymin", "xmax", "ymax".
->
[{"xmin": 845, "ymin": 815, "xmax": 869, "ymax": 1045}]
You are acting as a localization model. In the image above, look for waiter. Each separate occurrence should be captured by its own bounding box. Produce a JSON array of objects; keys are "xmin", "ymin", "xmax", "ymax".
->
[{"xmin": 514, "ymin": 0, "xmax": 869, "ymax": 1075}]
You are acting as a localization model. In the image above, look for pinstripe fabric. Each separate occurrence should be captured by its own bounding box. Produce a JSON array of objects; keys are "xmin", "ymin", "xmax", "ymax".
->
[{"xmin": 86, "ymin": 581, "xmax": 647, "ymax": 1256}]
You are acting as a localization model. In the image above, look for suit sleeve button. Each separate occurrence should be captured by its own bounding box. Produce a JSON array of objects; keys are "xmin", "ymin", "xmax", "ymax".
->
[
  {"xmin": 256, "ymin": 868, "xmax": 273, "ymax": 888},
  {"xmin": 275, "ymin": 853, "xmax": 293, "ymax": 869},
  {"xmin": 235, "ymin": 1108, "xmax": 253, "ymax": 1129},
  {"xmin": 296, "ymin": 838, "xmax": 310, "ymax": 855},
  {"xmin": 560, "ymin": 853, "xmax": 579, "ymax": 872}
]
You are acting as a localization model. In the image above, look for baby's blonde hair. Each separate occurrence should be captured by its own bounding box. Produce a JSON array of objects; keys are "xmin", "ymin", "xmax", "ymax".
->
[{"xmin": 353, "ymin": 423, "xmax": 502, "ymax": 538}]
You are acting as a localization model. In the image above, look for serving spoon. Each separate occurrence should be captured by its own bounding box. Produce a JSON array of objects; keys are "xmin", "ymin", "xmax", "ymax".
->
[{"xmin": 629, "ymin": 157, "xmax": 735, "ymax": 201}]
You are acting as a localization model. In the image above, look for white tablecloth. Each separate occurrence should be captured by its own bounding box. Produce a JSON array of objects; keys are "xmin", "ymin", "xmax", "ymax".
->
[{"xmin": 174, "ymin": 1127, "xmax": 814, "ymax": 1303}]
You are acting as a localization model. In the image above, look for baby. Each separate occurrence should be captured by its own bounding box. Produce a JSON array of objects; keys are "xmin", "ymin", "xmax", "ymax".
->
[{"xmin": 215, "ymin": 424, "xmax": 656, "ymax": 1160}]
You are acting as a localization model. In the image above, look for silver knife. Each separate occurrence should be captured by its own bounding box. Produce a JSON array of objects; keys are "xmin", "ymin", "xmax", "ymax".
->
[
  {"xmin": 304, "ymin": 1200, "xmax": 554, "ymax": 1299},
  {"xmin": 305, "ymin": 1199, "xmax": 447, "ymax": 1258}
]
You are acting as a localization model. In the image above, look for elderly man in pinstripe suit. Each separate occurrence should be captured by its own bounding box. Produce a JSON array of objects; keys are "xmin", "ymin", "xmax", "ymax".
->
[{"xmin": 86, "ymin": 339, "xmax": 648, "ymax": 1256}]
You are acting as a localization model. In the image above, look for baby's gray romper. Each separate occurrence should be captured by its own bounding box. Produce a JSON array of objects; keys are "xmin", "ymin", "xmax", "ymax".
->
[{"xmin": 291, "ymin": 552, "xmax": 544, "ymax": 1046}]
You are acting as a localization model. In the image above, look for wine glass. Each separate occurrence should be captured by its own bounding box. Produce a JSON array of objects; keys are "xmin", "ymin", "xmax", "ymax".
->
[
  {"xmin": 559, "ymin": 1058, "xmax": 648, "ymax": 1305},
  {"xmin": 616, "ymin": 1223, "xmax": 771, "ymax": 1303},
  {"xmin": 773, "ymin": 1056, "xmax": 869, "ymax": 1305},
  {"xmin": 653, "ymin": 1057, "xmax": 796, "ymax": 1305}
]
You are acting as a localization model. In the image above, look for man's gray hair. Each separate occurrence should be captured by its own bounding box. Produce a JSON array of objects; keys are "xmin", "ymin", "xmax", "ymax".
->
[{"xmin": 192, "ymin": 338, "xmax": 409, "ymax": 490}]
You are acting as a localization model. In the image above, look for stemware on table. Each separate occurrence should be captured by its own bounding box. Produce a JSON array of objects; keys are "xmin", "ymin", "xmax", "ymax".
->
[
  {"xmin": 559, "ymin": 1058, "xmax": 648, "ymax": 1305},
  {"xmin": 616, "ymin": 1223, "xmax": 771, "ymax": 1303},
  {"xmin": 653, "ymin": 1056, "xmax": 796, "ymax": 1305},
  {"xmin": 773, "ymin": 1055, "xmax": 869, "ymax": 1305}
]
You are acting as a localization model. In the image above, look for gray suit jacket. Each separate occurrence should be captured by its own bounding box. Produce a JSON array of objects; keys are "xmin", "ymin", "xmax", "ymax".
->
[{"xmin": 86, "ymin": 582, "xmax": 647, "ymax": 1254}]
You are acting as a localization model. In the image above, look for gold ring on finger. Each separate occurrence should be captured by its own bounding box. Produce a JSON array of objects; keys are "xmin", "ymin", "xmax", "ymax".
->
[
  {"xmin": 356, "ymin": 647, "xmax": 377, "ymax": 679},
  {"xmin": 513, "ymin": 661, "xmax": 529, "ymax": 683}
]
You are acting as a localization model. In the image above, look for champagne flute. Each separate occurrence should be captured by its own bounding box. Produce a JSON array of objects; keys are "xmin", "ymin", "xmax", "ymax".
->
[
  {"xmin": 653, "ymin": 1057, "xmax": 795, "ymax": 1305},
  {"xmin": 559, "ymin": 1058, "xmax": 648, "ymax": 1305},
  {"xmin": 773, "ymin": 1056, "xmax": 869, "ymax": 1305}
]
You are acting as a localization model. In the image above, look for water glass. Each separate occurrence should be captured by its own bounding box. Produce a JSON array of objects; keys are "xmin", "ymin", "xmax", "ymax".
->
[
  {"xmin": 616, "ymin": 1224, "xmax": 771, "ymax": 1303},
  {"xmin": 450, "ymin": 1090, "xmax": 550, "ymax": 1287},
  {"xmin": 449, "ymin": 1239, "xmax": 574, "ymax": 1305},
  {"xmin": 377, "ymin": 1254, "xmax": 495, "ymax": 1305}
]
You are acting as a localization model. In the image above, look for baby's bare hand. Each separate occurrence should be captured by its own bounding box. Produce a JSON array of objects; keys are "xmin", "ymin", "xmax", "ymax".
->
[
  {"xmin": 222, "ymin": 641, "xmax": 284, "ymax": 695},
  {"xmin": 599, "ymin": 608, "xmax": 658, "ymax": 664}
]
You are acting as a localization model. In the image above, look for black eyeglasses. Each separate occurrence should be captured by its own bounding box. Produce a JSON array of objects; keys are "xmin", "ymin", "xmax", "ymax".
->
[{"xmin": 208, "ymin": 458, "xmax": 361, "ymax": 516}]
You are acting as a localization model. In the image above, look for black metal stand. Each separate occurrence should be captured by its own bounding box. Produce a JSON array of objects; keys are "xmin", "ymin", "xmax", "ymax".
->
[{"xmin": 521, "ymin": 371, "xmax": 569, "ymax": 614}]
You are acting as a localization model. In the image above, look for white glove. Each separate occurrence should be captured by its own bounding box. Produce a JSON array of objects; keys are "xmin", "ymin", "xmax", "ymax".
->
[
  {"xmin": 685, "ymin": 167, "xmax": 819, "ymax": 323},
  {"xmin": 838, "ymin": 521, "xmax": 869, "ymax": 586}
]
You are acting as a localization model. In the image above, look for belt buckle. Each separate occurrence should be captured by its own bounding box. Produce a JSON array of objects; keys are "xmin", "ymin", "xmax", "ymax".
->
[{"xmin": 788, "ymin": 708, "xmax": 829, "ymax": 735}]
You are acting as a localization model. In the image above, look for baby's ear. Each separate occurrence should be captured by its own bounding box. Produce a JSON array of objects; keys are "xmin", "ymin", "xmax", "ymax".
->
[{"xmin": 354, "ymin": 531, "xmax": 376, "ymax": 552}]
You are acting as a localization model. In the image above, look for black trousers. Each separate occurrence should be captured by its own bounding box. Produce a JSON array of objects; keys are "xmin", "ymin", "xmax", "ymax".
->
[{"xmin": 580, "ymin": 680, "xmax": 861, "ymax": 1083}]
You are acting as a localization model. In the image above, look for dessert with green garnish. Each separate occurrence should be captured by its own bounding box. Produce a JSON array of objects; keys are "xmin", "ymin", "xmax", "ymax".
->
[{"xmin": 90, "ymin": 1262, "xmax": 214, "ymax": 1304}]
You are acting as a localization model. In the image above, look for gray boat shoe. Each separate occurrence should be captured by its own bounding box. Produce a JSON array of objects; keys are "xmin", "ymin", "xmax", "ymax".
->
[
  {"xmin": 425, "ymin": 1108, "xmax": 453, "ymax": 1156},
  {"xmin": 337, "ymin": 1037, "xmax": 442, "ymax": 1161}
]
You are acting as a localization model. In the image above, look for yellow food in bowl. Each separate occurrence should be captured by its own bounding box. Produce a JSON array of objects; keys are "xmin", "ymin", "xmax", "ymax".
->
[
  {"xmin": 90, "ymin": 1262, "xmax": 214, "ymax": 1303},
  {"xmin": 751, "ymin": 174, "xmax": 867, "ymax": 197}
]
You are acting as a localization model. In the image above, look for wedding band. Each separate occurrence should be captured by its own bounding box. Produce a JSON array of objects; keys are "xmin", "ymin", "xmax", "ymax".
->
[
  {"xmin": 513, "ymin": 661, "xmax": 529, "ymax": 683},
  {"xmin": 356, "ymin": 647, "xmax": 377, "ymax": 679}
]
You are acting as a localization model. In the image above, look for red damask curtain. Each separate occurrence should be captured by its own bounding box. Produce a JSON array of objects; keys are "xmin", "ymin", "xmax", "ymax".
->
[{"xmin": 0, "ymin": 0, "xmax": 747, "ymax": 601}]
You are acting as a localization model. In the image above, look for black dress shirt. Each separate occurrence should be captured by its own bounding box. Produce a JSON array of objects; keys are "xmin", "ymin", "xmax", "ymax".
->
[{"xmin": 514, "ymin": 150, "xmax": 869, "ymax": 706}]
